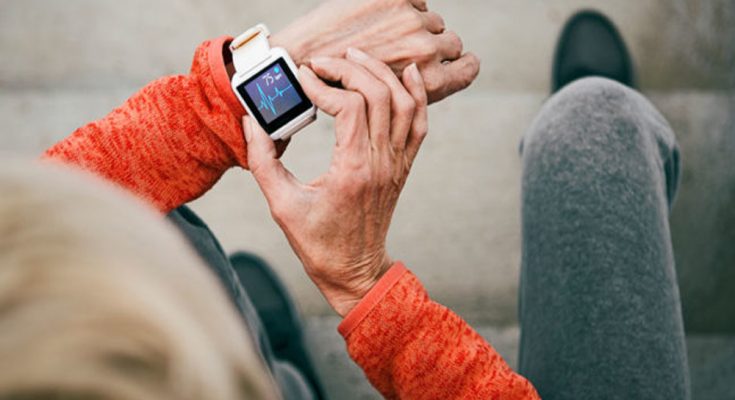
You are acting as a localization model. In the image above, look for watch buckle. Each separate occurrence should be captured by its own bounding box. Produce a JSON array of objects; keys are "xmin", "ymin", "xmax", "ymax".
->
[{"xmin": 231, "ymin": 23, "xmax": 270, "ymax": 51}]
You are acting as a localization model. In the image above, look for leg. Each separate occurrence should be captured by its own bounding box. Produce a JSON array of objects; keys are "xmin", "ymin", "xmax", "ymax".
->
[
  {"xmin": 167, "ymin": 206, "xmax": 320, "ymax": 400},
  {"xmin": 518, "ymin": 78, "xmax": 689, "ymax": 399}
]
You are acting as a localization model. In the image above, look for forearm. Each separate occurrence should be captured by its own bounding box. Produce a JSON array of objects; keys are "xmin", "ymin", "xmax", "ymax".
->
[
  {"xmin": 341, "ymin": 264, "xmax": 540, "ymax": 400},
  {"xmin": 42, "ymin": 37, "xmax": 247, "ymax": 213},
  {"xmin": 41, "ymin": 25, "xmax": 325, "ymax": 213}
]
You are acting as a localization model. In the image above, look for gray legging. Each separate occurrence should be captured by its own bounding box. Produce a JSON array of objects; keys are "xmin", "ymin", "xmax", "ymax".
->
[{"xmin": 518, "ymin": 77, "xmax": 690, "ymax": 399}]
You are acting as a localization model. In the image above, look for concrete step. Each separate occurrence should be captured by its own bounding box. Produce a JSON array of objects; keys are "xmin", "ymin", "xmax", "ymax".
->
[
  {"xmin": 432, "ymin": 0, "xmax": 735, "ymax": 92},
  {"xmin": 1, "ymin": 0, "xmax": 733, "ymax": 91},
  {"xmin": 304, "ymin": 316, "xmax": 735, "ymax": 400},
  {"xmin": 2, "ymin": 88, "xmax": 733, "ymax": 333}
]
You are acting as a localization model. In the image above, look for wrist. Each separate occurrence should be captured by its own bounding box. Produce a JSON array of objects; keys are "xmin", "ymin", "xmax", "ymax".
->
[
  {"xmin": 319, "ymin": 253, "xmax": 393, "ymax": 317},
  {"xmin": 271, "ymin": 2, "xmax": 345, "ymax": 67},
  {"xmin": 223, "ymin": 28, "xmax": 311, "ymax": 81},
  {"xmin": 270, "ymin": 27, "xmax": 313, "ymax": 67}
]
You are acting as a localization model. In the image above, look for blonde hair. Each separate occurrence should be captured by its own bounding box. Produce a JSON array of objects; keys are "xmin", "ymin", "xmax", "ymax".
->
[{"xmin": 0, "ymin": 160, "xmax": 279, "ymax": 400}]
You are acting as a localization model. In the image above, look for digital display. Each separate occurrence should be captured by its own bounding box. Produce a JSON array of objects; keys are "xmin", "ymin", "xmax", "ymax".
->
[{"xmin": 240, "ymin": 58, "xmax": 307, "ymax": 126}]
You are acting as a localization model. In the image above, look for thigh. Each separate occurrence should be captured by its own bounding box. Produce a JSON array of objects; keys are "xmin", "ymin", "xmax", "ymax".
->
[
  {"xmin": 518, "ymin": 78, "xmax": 689, "ymax": 399},
  {"xmin": 166, "ymin": 206, "xmax": 317, "ymax": 400}
]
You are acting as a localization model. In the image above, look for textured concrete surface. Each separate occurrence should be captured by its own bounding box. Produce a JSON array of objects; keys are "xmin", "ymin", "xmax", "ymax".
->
[
  {"xmin": 1, "ymin": 0, "xmax": 734, "ymax": 398},
  {"xmin": 686, "ymin": 334, "xmax": 735, "ymax": 400}
]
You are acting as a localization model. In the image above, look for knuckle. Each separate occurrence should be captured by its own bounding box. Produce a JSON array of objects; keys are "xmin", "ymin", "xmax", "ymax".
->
[
  {"xmin": 347, "ymin": 170, "xmax": 373, "ymax": 194},
  {"xmin": 315, "ymin": 91, "xmax": 331, "ymax": 107},
  {"xmin": 345, "ymin": 92, "xmax": 366, "ymax": 111},
  {"xmin": 428, "ymin": 12, "xmax": 446, "ymax": 30},
  {"xmin": 412, "ymin": 120, "xmax": 429, "ymax": 141},
  {"xmin": 375, "ymin": 172, "xmax": 391, "ymax": 187},
  {"xmin": 381, "ymin": 165, "xmax": 397, "ymax": 186},
  {"xmin": 369, "ymin": 83, "xmax": 391, "ymax": 106},
  {"xmin": 395, "ymin": 95, "xmax": 416, "ymax": 117},
  {"xmin": 462, "ymin": 56, "xmax": 481, "ymax": 85},
  {"xmin": 447, "ymin": 31, "xmax": 464, "ymax": 53},
  {"xmin": 404, "ymin": 10, "xmax": 424, "ymax": 30},
  {"xmin": 375, "ymin": 62, "xmax": 396, "ymax": 80},
  {"xmin": 422, "ymin": 69, "xmax": 443, "ymax": 93},
  {"xmin": 269, "ymin": 201, "xmax": 290, "ymax": 226},
  {"xmin": 413, "ymin": 0, "xmax": 428, "ymax": 10},
  {"xmin": 359, "ymin": 167, "xmax": 375, "ymax": 186},
  {"xmin": 426, "ymin": 38, "xmax": 439, "ymax": 55},
  {"xmin": 417, "ymin": 35, "xmax": 438, "ymax": 58},
  {"xmin": 436, "ymin": 13, "xmax": 447, "ymax": 28}
]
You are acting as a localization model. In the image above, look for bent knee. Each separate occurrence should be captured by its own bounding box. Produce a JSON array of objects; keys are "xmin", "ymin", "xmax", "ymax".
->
[
  {"xmin": 558, "ymin": 76, "xmax": 634, "ymax": 105},
  {"xmin": 522, "ymin": 77, "xmax": 666, "ymax": 156}
]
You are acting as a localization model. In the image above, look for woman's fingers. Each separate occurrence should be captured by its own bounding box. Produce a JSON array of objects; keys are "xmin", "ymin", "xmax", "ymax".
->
[
  {"xmin": 409, "ymin": 0, "xmax": 428, "ymax": 12},
  {"xmin": 310, "ymin": 57, "xmax": 391, "ymax": 148},
  {"xmin": 346, "ymin": 47, "xmax": 416, "ymax": 152},
  {"xmin": 299, "ymin": 65, "xmax": 368, "ymax": 152},
  {"xmin": 401, "ymin": 64, "xmax": 429, "ymax": 166},
  {"xmin": 437, "ymin": 30, "xmax": 463, "ymax": 62},
  {"xmin": 425, "ymin": 52, "xmax": 481, "ymax": 103},
  {"xmin": 242, "ymin": 116, "xmax": 301, "ymax": 217},
  {"xmin": 298, "ymin": 65, "xmax": 344, "ymax": 117},
  {"xmin": 422, "ymin": 11, "xmax": 446, "ymax": 34}
]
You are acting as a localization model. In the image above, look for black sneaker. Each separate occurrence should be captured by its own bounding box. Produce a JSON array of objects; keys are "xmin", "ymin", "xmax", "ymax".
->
[
  {"xmin": 552, "ymin": 10, "xmax": 635, "ymax": 92},
  {"xmin": 229, "ymin": 251, "xmax": 325, "ymax": 399}
]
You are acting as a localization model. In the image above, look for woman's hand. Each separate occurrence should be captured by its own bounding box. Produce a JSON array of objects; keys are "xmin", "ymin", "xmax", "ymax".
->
[
  {"xmin": 242, "ymin": 48, "xmax": 428, "ymax": 316},
  {"xmin": 271, "ymin": 0, "xmax": 479, "ymax": 104}
]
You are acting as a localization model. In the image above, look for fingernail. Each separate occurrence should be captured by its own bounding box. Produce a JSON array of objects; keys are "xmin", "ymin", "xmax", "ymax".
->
[
  {"xmin": 297, "ymin": 64, "xmax": 308, "ymax": 78},
  {"xmin": 408, "ymin": 63, "xmax": 422, "ymax": 84},
  {"xmin": 299, "ymin": 64, "xmax": 314, "ymax": 76},
  {"xmin": 310, "ymin": 56, "xmax": 331, "ymax": 69},
  {"xmin": 346, "ymin": 47, "xmax": 369, "ymax": 62}
]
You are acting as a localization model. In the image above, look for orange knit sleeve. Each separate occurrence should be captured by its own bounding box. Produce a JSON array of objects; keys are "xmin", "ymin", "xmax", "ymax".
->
[
  {"xmin": 42, "ymin": 36, "xmax": 246, "ymax": 213},
  {"xmin": 339, "ymin": 263, "xmax": 540, "ymax": 400}
]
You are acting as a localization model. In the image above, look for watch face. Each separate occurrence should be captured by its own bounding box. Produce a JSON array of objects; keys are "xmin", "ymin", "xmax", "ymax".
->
[{"xmin": 236, "ymin": 58, "xmax": 313, "ymax": 134}]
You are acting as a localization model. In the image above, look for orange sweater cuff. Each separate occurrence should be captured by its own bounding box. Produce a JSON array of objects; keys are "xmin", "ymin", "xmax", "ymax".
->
[
  {"xmin": 207, "ymin": 35, "xmax": 246, "ymax": 117},
  {"xmin": 338, "ymin": 262, "xmax": 409, "ymax": 337}
]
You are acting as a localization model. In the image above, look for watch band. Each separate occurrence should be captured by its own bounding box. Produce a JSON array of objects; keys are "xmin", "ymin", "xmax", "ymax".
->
[{"xmin": 229, "ymin": 24, "xmax": 271, "ymax": 75}]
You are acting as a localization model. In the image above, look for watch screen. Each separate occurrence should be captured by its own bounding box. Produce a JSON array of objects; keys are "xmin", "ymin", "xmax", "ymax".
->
[{"xmin": 237, "ymin": 58, "xmax": 313, "ymax": 134}]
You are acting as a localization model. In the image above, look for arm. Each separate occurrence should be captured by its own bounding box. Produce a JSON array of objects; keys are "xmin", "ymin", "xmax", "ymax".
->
[
  {"xmin": 43, "ymin": 37, "xmax": 245, "ymax": 213},
  {"xmin": 43, "ymin": 0, "xmax": 477, "ymax": 213},
  {"xmin": 340, "ymin": 264, "xmax": 539, "ymax": 399},
  {"xmin": 243, "ymin": 50, "xmax": 537, "ymax": 398}
]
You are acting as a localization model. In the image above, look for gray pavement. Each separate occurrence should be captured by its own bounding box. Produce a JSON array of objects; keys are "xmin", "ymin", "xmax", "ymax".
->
[{"xmin": 1, "ymin": 0, "xmax": 734, "ymax": 398}]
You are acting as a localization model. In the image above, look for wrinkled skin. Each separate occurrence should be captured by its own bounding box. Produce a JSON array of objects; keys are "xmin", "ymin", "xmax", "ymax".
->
[
  {"xmin": 271, "ymin": 0, "xmax": 480, "ymax": 103},
  {"xmin": 243, "ymin": 49, "xmax": 428, "ymax": 316}
]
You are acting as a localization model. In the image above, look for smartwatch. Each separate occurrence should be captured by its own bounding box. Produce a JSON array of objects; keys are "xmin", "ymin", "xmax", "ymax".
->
[{"xmin": 230, "ymin": 24, "xmax": 317, "ymax": 141}]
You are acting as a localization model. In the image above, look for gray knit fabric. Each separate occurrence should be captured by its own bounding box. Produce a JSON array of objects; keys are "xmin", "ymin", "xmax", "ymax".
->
[{"xmin": 518, "ymin": 77, "xmax": 689, "ymax": 399}]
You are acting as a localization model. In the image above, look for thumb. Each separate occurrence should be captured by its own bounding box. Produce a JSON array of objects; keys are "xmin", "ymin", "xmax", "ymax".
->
[{"xmin": 243, "ymin": 115, "xmax": 301, "ymax": 207}]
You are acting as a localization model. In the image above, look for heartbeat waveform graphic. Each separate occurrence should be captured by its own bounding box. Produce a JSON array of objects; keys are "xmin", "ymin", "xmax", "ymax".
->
[{"xmin": 256, "ymin": 83, "xmax": 294, "ymax": 116}]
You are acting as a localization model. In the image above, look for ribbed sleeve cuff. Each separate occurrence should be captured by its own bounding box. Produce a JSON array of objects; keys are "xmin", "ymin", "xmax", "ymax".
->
[
  {"xmin": 207, "ymin": 35, "xmax": 246, "ymax": 117},
  {"xmin": 338, "ymin": 262, "xmax": 409, "ymax": 338}
]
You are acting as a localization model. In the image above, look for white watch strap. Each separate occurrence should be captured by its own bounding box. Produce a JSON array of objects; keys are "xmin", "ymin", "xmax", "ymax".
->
[{"xmin": 230, "ymin": 24, "xmax": 271, "ymax": 75}]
